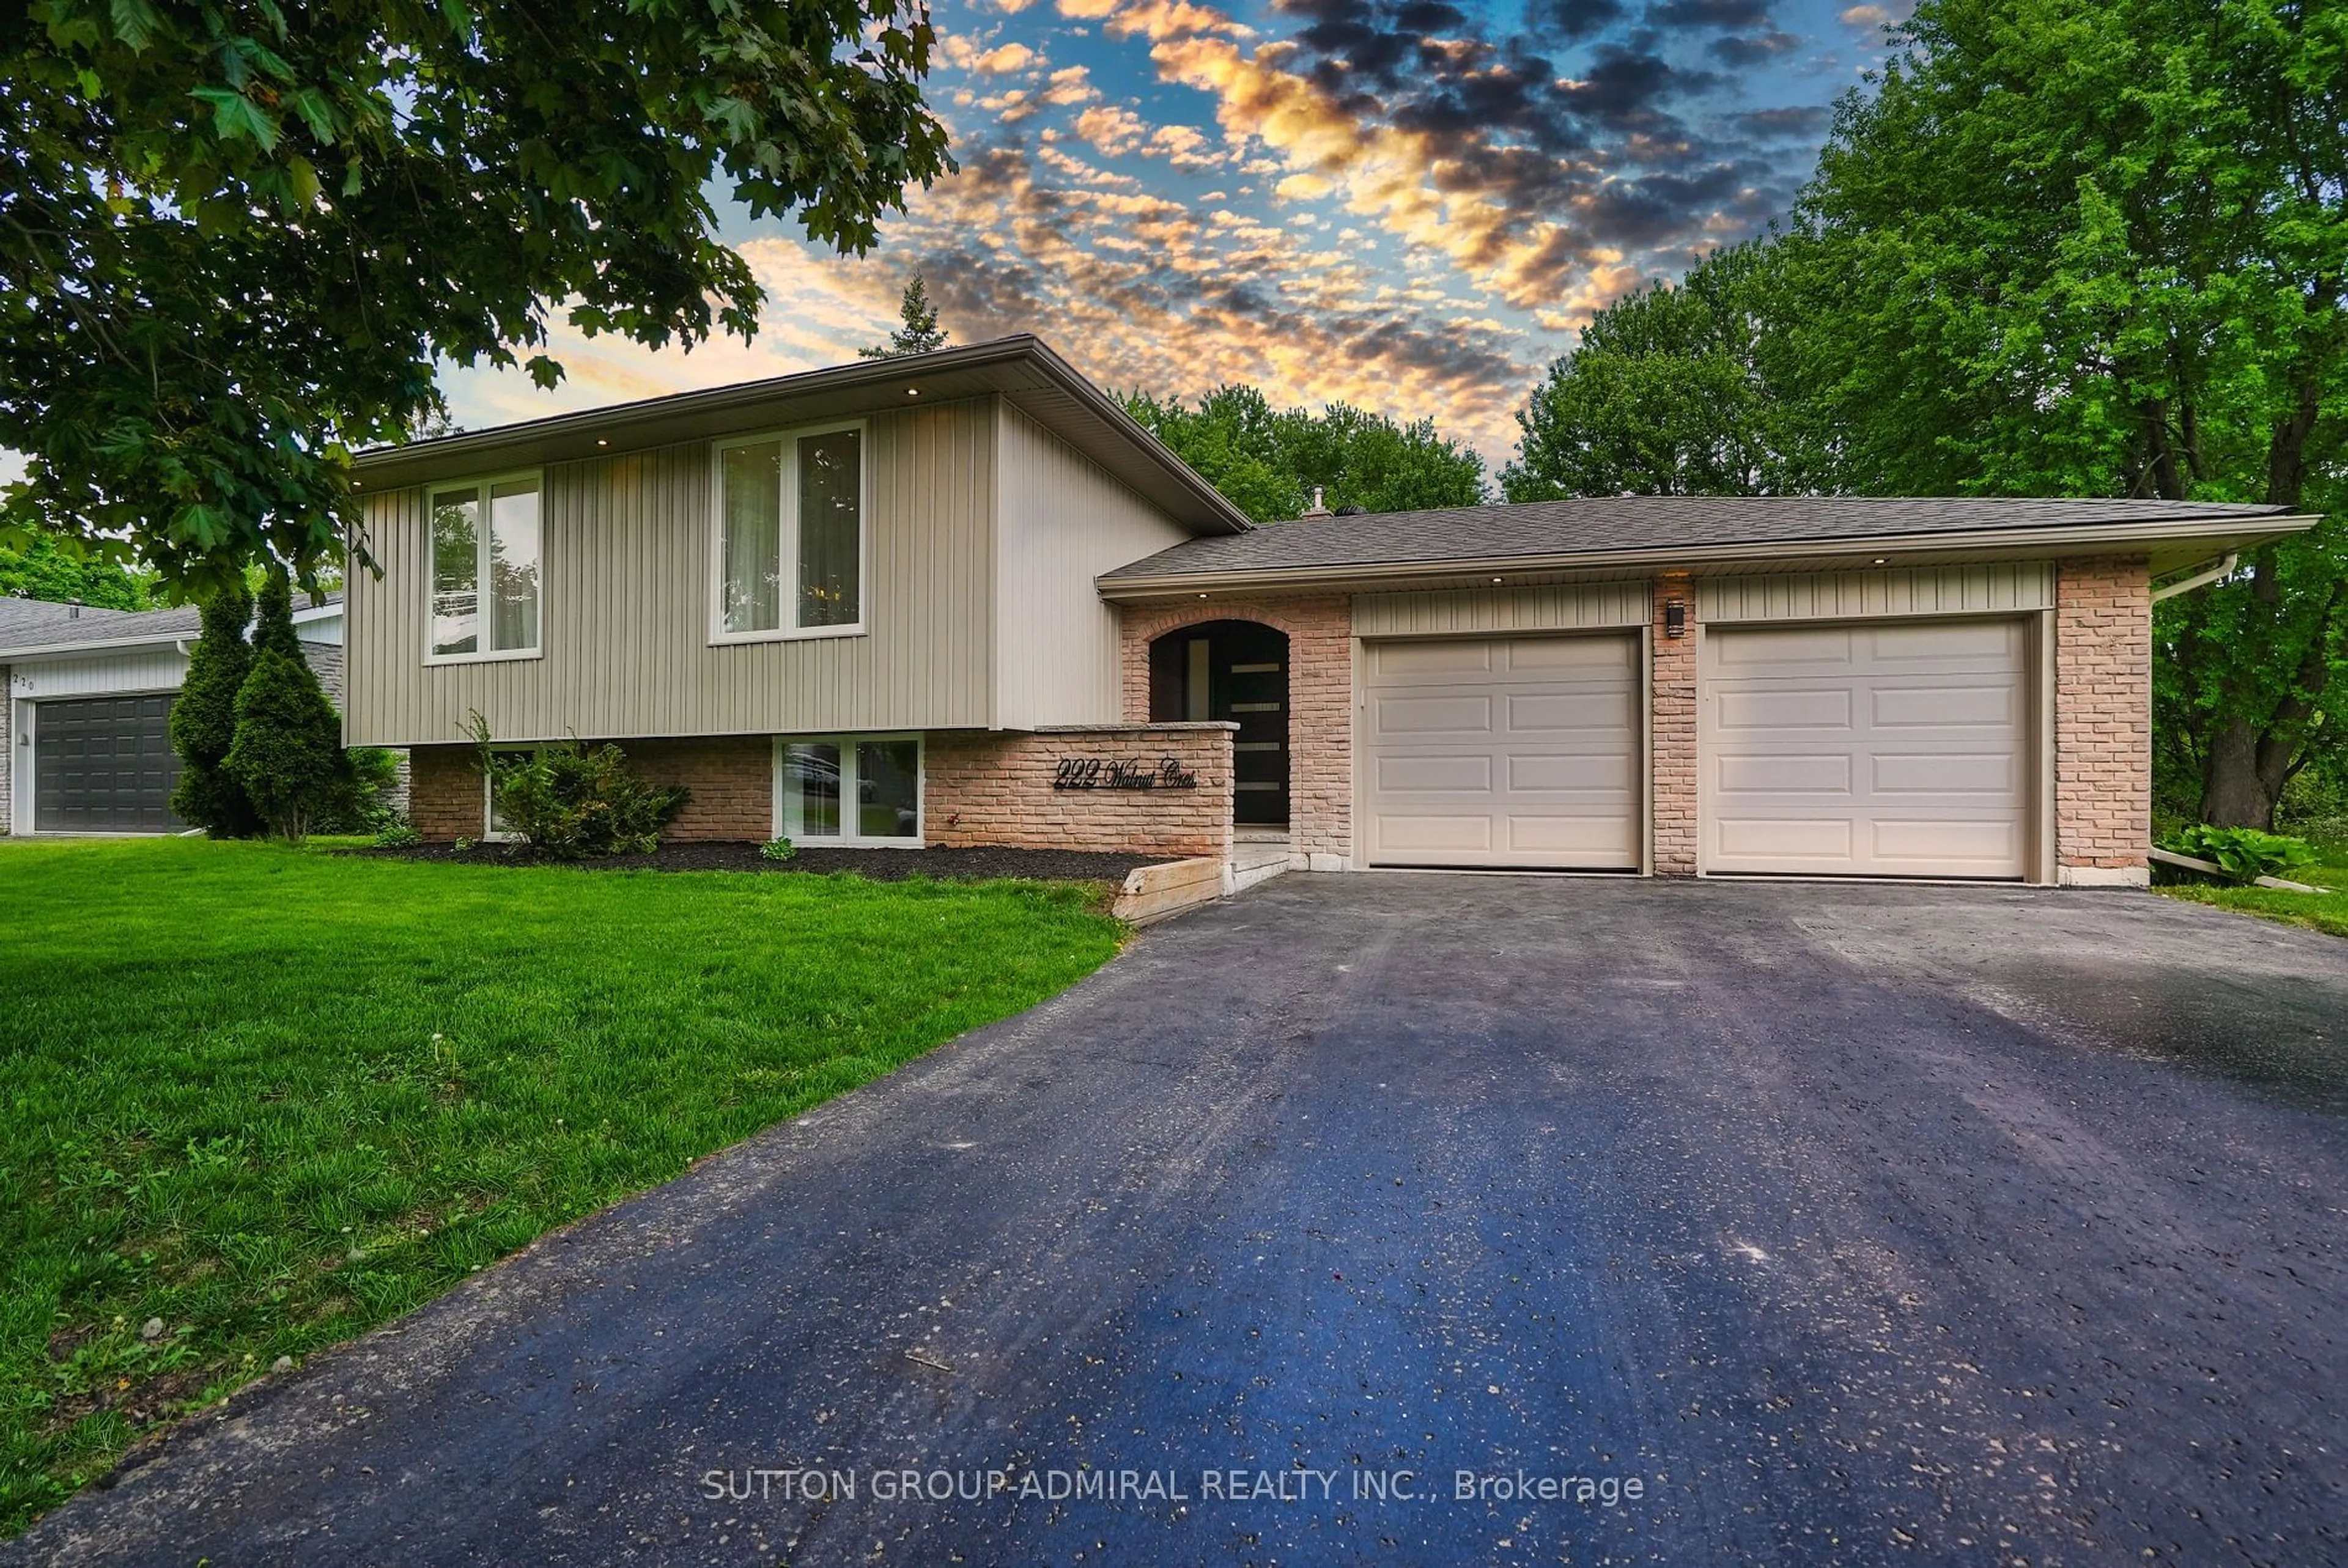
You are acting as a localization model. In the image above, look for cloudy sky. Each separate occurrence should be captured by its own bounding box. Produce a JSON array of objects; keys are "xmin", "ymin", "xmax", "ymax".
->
[{"xmin": 443, "ymin": 0, "xmax": 1910, "ymax": 465}]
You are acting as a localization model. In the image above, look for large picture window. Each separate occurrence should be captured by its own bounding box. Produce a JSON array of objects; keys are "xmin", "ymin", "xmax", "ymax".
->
[
  {"xmin": 777, "ymin": 735, "xmax": 920, "ymax": 845},
  {"xmin": 430, "ymin": 474, "xmax": 542, "ymax": 660},
  {"xmin": 715, "ymin": 422, "xmax": 865, "ymax": 641}
]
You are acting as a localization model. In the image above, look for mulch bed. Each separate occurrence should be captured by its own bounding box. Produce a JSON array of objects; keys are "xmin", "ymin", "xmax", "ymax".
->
[{"xmin": 350, "ymin": 841, "xmax": 1178, "ymax": 883}]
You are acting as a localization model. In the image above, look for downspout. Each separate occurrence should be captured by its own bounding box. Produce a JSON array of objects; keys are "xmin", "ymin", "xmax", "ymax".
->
[{"xmin": 2150, "ymin": 552, "xmax": 2238, "ymax": 602}]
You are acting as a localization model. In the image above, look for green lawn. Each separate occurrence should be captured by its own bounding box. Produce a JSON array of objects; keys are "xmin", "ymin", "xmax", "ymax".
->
[
  {"xmin": 2156, "ymin": 836, "xmax": 2348, "ymax": 939},
  {"xmin": 0, "ymin": 838, "xmax": 1124, "ymax": 1536}
]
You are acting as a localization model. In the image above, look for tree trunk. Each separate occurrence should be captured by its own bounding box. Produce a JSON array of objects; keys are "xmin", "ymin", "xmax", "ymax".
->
[
  {"xmin": 2201, "ymin": 720, "xmax": 2280, "ymax": 828},
  {"xmin": 2190, "ymin": 339, "xmax": 2334, "ymax": 829}
]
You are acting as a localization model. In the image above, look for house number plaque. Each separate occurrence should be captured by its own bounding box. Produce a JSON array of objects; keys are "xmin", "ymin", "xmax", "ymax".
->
[{"xmin": 1052, "ymin": 757, "xmax": 1199, "ymax": 792}]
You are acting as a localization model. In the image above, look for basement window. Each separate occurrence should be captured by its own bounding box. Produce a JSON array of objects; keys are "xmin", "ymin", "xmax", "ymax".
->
[{"xmin": 775, "ymin": 735, "xmax": 920, "ymax": 845}]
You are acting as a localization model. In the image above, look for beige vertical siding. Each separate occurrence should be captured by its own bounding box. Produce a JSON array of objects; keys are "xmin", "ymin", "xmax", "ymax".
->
[
  {"xmin": 993, "ymin": 403, "xmax": 1192, "ymax": 729},
  {"xmin": 1697, "ymin": 563, "xmax": 2054, "ymax": 624},
  {"xmin": 345, "ymin": 400, "xmax": 996, "ymax": 746},
  {"xmin": 5, "ymin": 648, "xmax": 189, "ymax": 699},
  {"xmin": 1351, "ymin": 581, "xmax": 1650, "ymax": 637}
]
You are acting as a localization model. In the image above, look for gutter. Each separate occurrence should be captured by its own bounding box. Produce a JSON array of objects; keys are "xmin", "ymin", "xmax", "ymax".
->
[
  {"xmin": 2150, "ymin": 551, "xmax": 2239, "ymax": 602},
  {"xmin": 0, "ymin": 632, "xmax": 192, "ymax": 663},
  {"xmin": 1095, "ymin": 515, "xmax": 2323, "ymax": 599}
]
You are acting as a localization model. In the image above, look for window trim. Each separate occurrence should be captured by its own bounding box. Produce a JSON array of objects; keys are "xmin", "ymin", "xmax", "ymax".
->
[
  {"xmin": 709, "ymin": 419, "xmax": 871, "ymax": 647},
  {"xmin": 771, "ymin": 732, "xmax": 924, "ymax": 848},
  {"xmin": 479, "ymin": 743, "xmax": 544, "ymax": 844},
  {"xmin": 424, "ymin": 468, "xmax": 546, "ymax": 666}
]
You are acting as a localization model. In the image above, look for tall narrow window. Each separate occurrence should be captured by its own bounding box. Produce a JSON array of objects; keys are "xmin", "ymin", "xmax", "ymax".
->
[
  {"xmin": 797, "ymin": 429, "xmax": 861, "ymax": 628},
  {"xmin": 720, "ymin": 441, "xmax": 783, "ymax": 634},
  {"xmin": 430, "ymin": 475, "xmax": 541, "ymax": 658},
  {"xmin": 714, "ymin": 423, "xmax": 865, "ymax": 639}
]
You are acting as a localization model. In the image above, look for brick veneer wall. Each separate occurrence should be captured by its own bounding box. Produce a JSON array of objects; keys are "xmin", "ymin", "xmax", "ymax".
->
[
  {"xmin": 2054, "ymin": 556, "xmax": 2153, "ymax": 885},
  {"xmin": 1118, "ymin": 594, "xmax": 1353, "ymax": 866},
  {"xmin": 1649, "ymin": 572, "xmax": 1696, "ymax": 875},
  {"xmin": 407, "ymin": 735, "xmax": 773, "ymax": 842},
  {"xmin": 927, "ymin": 724, "xmax": 1236, "ymax": 859},
  {"xmin": 408, "ymin": 745, "xmax": 485, "ymax": 842}
]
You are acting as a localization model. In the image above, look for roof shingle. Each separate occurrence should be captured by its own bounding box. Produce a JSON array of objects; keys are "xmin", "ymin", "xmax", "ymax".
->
[{"xmin": 1099, "ymin": 495, "xmax": 2294, "ymax": 581}]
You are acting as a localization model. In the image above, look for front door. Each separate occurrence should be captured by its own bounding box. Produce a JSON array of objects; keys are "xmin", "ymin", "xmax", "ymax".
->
[
  {"xmin": 1151, "ymin": 620, "xmax": 1290, "ymax": 826},
  {"xmin": 1220, "ymin": 633, "xmax": 1289, "ymax": 825}
]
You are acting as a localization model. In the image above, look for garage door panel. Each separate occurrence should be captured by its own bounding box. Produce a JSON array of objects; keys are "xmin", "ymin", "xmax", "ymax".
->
[
  {"xmin": 1376, "ymin": 754, "xmax": 1494, "ymax": 793},
  {"xmin": 1872, "ymin": 683, "xmax": 2016, "ymax": 727},
  {"xmin": 1505, "ymin": 691, "xmax": 1633, "ymax": 733},
  {"xmin": 1716, "ymin": 753, "xmax": 1853, "ymax": 795},
  {"xmin": 1703, "ymin": 620, "xmax": 2029, "ymax": 878},
  {"xmin": 1370, "ymin": 640, "xmax": 1496, "ymax": 681},
  {"xmin": 1870, "ymin": 819, "xmax": 2021, "ymax": 864},
  {"xmin": 1862, "ymin": 620, "xmax": 2022, "ymax": 664},
  {"xmin": 1508, "ymin": 635, "xmax": 1637, "ymax": 674},
  {"xmin": 1366, "ymin": 632, "xmax": 1639, "ymax": 869},
  {"xmin": 1380, "ymin": 815, "xmax": 1495, "ymax": 852},
  {"xmin": 1373, "ymin": 694, "xmax": 1494, "ymax": 737},
  {"xmin": 1871, "ymin": 752, "xmax": 2018, "ymax": 794},
  {"xmin": 1716, "ymin": 688, "xmax": 1853, "ymax": 731},
  {"xmin": 1716, "ymin": 816, "xmax": 1854, "ymax": 859},
  {"xmin": 1508, "ymin": 751, "xmax": 1636, "ymax": 792},
  {"xmin": 1509, "ymin": 815, "xmax": 1638, "ymax": 855},
  {"xmin": 1714, "ymin": 627, "xmax": 1853, "ymax": 667}
]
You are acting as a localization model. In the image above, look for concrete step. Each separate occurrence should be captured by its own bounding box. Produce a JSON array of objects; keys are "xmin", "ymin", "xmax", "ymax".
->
[{"xmin": 1229, "ymin": 837, "xmax": 1291, "ymax": 893}]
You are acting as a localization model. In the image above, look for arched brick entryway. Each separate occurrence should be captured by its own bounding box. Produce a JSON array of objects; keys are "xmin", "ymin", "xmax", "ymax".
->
[
  {"xmin": 1147, "ymin": 619, "xmax": 1290, "ymax": 825},
  {"xmin": 1117, "ymin": 593, "xmax": 1354, "ymax": 866}
]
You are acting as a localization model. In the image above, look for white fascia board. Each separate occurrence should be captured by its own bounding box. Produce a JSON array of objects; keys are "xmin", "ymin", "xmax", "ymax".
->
[{"xmin": 0, "ymin": 633, "xmax": 187, "ymax": 663}]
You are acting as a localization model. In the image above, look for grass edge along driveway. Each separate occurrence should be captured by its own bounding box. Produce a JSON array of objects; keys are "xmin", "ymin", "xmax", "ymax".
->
[
  {"xmin": 2155, "ymin": 835, "xmax": 2348, "ymax": 940},
  {"xmin": 0, "ymin": 837, "xmax": 1125, "ymax": 1537}
]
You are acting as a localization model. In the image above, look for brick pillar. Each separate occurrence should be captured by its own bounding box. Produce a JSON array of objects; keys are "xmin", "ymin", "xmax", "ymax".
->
[
  {"xmin": 408, "ymin": 745, "xmax": 487, "ymax": 841},
  {"xmin": 1650, "ymin": 572, "xmax": 1697, "ymax": 875},
  {"xmin": 2054, "ymin": 556, "xmax": 2152, "ymax": 886}
]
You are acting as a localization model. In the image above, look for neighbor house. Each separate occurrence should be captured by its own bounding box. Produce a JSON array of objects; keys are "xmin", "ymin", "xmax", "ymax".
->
[
  {"xmin": 4, "ymin": 593, "xmax": 350, "ymax": 834},
  {"xmin": 346, "ymin": 336, "xmax": 2314, "ymax": 886}
]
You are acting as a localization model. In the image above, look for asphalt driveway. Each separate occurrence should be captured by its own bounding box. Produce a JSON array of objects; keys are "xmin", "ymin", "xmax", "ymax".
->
[{"xmin": 14, "ymin": 876, "xmax": 2348, "ymax": 1566}]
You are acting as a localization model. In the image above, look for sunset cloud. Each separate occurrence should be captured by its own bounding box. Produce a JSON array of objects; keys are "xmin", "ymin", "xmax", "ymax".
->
[{"xmin": 445, "ymin": 0, "xmax": 1847, "ymax": 465}]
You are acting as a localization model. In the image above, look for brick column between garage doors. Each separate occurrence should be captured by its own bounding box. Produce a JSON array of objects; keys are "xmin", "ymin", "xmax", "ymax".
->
[
  {"xmin": 2054, "ymin": 556, "xmax": 2152, "ymax": 885},
  {"xmin": 1118, "ymin": 594, "xmax": 1354, "ymax": 867},
  {"xmin": 1650, "ymin": 572, "xmax": 1696, "ymax": 875}
]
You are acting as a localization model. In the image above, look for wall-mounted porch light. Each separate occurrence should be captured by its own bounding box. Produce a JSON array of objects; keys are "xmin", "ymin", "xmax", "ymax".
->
[{"xmin": 1663, "ymin": 598, "xmax": 1688, "ymax": 638}]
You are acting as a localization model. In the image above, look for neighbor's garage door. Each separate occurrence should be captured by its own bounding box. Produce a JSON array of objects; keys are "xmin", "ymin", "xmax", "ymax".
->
[
  {"xmin": 1364, "ymin": 632, "xmax": 1640, "ymax": 869},
  {"xmin": 1699, "ymin": 619, "xmax": 2029, "ymax": 877},
  {"xmin": 34, "ymin": 694, "xmax": 184, "ymax": 833}
]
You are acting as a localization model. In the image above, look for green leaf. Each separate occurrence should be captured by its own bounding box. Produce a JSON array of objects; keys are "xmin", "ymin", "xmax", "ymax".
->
[
  {"xmin": 109, "ymin": 0, "xmax": 162, "ymax": 50},
  {"xmin": 286, "ymin": 156, "xmax": 321, "ymax": 210},
  {"xmin": 189, "ymin": 87, "xmax": 281, "ymax": 153},
  {"xmin": 283, "ymin": 87, "xmax": 339, "ymax": 144}
]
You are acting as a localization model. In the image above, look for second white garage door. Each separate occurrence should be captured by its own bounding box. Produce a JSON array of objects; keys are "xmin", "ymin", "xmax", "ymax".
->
[
  {"xmin": 1700, "ymin": 619, "xmax": 2032, "ymax": 878},
  {"xmin": 1364, "ymin": 632, "xmax": 1641, "ymax": 869}
]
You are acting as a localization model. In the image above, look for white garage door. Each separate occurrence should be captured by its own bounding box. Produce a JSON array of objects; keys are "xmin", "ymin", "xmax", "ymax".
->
[
  {"xmin": 1364, "ymin": 633, "xmax": 1640, "ymax": 869},
  {"xmin": 1700, "ymin": 619, "xmax": 2031, "ymax": 878}
]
